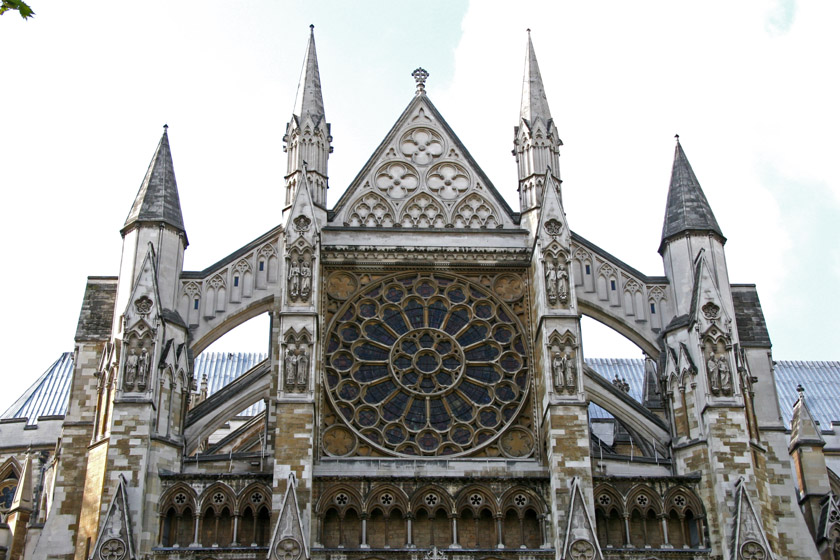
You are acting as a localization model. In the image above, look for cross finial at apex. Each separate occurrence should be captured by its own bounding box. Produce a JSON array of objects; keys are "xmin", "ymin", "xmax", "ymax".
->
[
  {"xmin": 163, "ymin": 124, "xmax": 168, "ymax": 130},
  {"xmin": 674, "ymin": 133, "xmax": 679, "ymax": 143},
  {"xmin": 527, "ymin": 28, "xmax": 531, "ymax": 34},
  {"xmin": 797, "ymin": 383, "xmax": 805, "ymax": 395},
  {"xmin": 310, "ymin": 24, "xmax": 314, "ymax": 33},
  {"xmin": 412, "ymin": 67, "xmax": 429, "ymax": 95}
]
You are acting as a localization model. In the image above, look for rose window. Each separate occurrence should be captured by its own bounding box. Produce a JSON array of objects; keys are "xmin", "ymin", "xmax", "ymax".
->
[
  {"xmin": 325, "ymin": 273, "xmax": 530, "ymax": 457},
  {"xmin": 425, "ymin": 493, "xmax": 438, "ymax": 506},
  {"xmin": 213, "ymin": 492, "xmax": 225, "ymax": 504},
  {"xmin": 174, "ymin": 493, "xmax": 187, "ymax": 505}
]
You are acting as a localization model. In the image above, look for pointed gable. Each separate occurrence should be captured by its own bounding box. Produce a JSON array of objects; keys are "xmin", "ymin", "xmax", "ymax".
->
[
  {"xmin": 331, "ymin": 93, "xmax": 517, "ymax": 229},
  {"xmin": 123, "ymin": 126, "xmax": 186, "ymax": 236},
  {"xmin": 790, "ymin": 386, "xmax": 826, "ymax": 451},
  {"xmin": 561, "ymin": 477, "xmax": 603, "ymax": 560},
  {"xmin": 659, "ymin": 139, "xmax": 724, "ymax": 252},
  {"xmin": 123, "ymin": 243, "xmax": 162, "ymax": 333},
  {"xmin": 268, "ymin": 473, "xmax": 309, "ymax": 560}
]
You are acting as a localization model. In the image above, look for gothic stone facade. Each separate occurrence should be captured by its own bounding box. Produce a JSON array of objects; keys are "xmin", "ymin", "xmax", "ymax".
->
[{"xmin": 0, "ymin": 28, "xmax": 836, "ymax": 560}]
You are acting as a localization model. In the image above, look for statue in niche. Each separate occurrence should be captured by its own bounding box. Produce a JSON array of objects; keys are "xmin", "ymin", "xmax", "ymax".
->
[
  {"xmin": 124, "ymin": 349, "xmax": 138, "ymax": 391},
  {"xmin": 137, "ymin": 346, "xmax": 150, "ymax": 391},
  {"xmin": 552, "ymin": 352, "xmax": 567, "ymax": 391},
  {"xmin": 545, "ymin": 259, "xmax": 569, "ymax": 306},
  {"xmin": 288, "ymin": 259, "xmax": 301, "ymax": 299},
  {"xmin": 707, "ymin": 352, "xmax": 720, "ymax": 394},
  {"xmin": 296, "ymin": 346, "xmax": 309, "ymax": 386},
  {"xmin": 718, "ymin": 355, "xmax": 732, "ymax": 395},
  {"xmin": 285, "ymin": 346, "xmax": 298, "ymax": 387},
  {"xmin": 706, "ymin": 348, "xmax": 734, "ymax": 396},
  {"xmin": 299, "ymin": 258, "xmax": 311, "ymax": 300},
  {"xmin": 545, "ymin": 261, "xmax": 558, "ymax": 304},
  {"xmin": 557, "ymin": 263, "xmax": 569, "ymax": 304},
  {"xmin": 564, "ymin": 353, "xmax": 577, "ymax": 393}
]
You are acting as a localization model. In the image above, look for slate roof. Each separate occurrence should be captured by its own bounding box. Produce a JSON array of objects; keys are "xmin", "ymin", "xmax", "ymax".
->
[
  {"xmin": 659, "ymin": 140, "xmax": 724, "ymax": 252},
  {"xmin": 123, "ymin": 127, "xmax": 186, "ymax": 235},
  {"xmin": 5, "ymin": 353, "xmax": 840, "ymax": 431}
]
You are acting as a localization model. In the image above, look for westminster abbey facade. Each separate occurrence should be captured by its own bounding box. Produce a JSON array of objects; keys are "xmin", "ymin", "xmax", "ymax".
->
[{"xmin": 2, "ymin": 27, "xmax": 839, "ymax": 560}]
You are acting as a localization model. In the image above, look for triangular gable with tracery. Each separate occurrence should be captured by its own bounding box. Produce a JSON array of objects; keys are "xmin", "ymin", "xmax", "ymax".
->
[
  {"xmin": 560, "ymin": 477, "xmax": 603, "ymax": 560},
  {"xmin": 331, "ymin": 92, "xmax": 517, "ymax": 229},
  {"xmin": 267, "ymin": 473, "xmax": 309, "ymax": 560},
  {"xmin": 731, "ymin": 478, "xmax": 774, "ymax": 560},
  {"xmin": 90, "ymin": 475, "xmax": 135, "ymax": 560}
]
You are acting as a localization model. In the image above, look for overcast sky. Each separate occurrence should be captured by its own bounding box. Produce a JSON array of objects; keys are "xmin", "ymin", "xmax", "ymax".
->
[{"xmin": 1, "ymin": 1, "xmax": 837, "ymax": 413}]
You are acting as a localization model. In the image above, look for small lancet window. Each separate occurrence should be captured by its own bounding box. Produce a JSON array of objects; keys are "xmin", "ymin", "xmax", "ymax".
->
[
  {"xmin": 234, "ymin": 276, "xmax": 240, "ymax": 287},
  {"xmin": 585, "ymin": 264, "xmax": 591, "ymax": 275},
  {"xmin": 610, "ymin": 279, "xmax": 616, "ymax": 291},
  {"xmin": 193, "ymin": 298, "xmax": 199, "ymax": 310},
  {"xmin": 650, "ymin": 303, "xmax": 656, "ymax": 314},
  {"xmin": 259, "ymin": 261, "xmax": 265, "ymax": 271}
]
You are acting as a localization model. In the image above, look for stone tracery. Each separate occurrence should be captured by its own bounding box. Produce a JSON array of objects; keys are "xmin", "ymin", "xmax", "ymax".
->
[{"xmin": 324, "ymin": 272, "xmax": 531, "ymax": 457}]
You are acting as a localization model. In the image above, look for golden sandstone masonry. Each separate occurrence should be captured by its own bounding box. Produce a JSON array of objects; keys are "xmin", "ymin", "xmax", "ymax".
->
[{"xmin": 1, "ymin": 25, "xmax": 838, "ymax": 560}]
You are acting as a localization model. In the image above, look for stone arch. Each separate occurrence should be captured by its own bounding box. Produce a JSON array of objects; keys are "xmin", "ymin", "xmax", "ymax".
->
[
  {"xmin": 455, "ymin": 486, "xmax": 499, "ymax": 516},
  {"xmin": 181, "ymin": 281, "xmax": 202, "ymax": 325},
  {"xmin": 626, "ymin": 484, "xmax": 662, "ymax": 516},
  {"xmin": 578, "ymin": 302, "xmax": 659, "ymax": 358},
  {"xmin": 574, "ymin": 248, "xmax": 594, "ymax": 291},
  {"xmin": 190, "ymin": 296, "xmax": 273, "ymax": 355},
  {"xmin": 347, "ymin": 192, "xmax": 396, "ymax": 227},
  {"xmin": 160, "ymin": 483, "xmax": 199, "ymax": 516},
  {"xmin": 364, "ymin": 484, "xmax": 409, "ymax": 515},
  {"xmin": 315, "ymin": 486, "xmax": 364, "ymax": 516},
  {"xmin": 452, "ymin": 193, "xmax": 500, "ymax": 229},
  {"xmin": 499, "ymin": 487, "xmax": 545, "ymax": 517},
  {"xmin": 236, "ymin": 482, "xmax": 271, "ymax": 514},
  {"xmin": 399, "ymin": 193, "xmax": 445, "ymax": 228},
  {"xmin": 198, "ymin": 482, "xmax": 237, "ymax": 515},
  {"xmin": 0, "ymin": 457, "xmax": 21, "ymax": 481},
  {"xmin": 410, "ymin": 485, "xmax": 455, "ymax": 516}
]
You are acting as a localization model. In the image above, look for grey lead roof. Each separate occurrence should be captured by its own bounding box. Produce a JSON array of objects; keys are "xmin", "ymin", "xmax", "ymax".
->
[
  {"xmin": 659, "ymin": 140, "xmax": 724, "ymax": 251},
  {"xmin": 123, "ymin": 127, "xmax": 186, "ymax": 234},
  {"xmin": 7, "ymin": 353, "xmax": 839, "ymax": 431}
]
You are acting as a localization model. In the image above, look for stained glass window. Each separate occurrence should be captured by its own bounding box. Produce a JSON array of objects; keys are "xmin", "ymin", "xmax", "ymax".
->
[{"xmin": 324, "ymin": 273, "xmax": 530, "ymax": 457}]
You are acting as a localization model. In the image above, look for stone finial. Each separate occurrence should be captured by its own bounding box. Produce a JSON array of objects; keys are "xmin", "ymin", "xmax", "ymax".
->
[
  {"xmin": 797, "ymin": 383, "xmax": 805, "ymax": 396},
  {"xmin": 675, "ymin": 133, "xmax": 679, "ymax": 143},
  {"xmin": 412, "ymin": 67, "xmax": 429, "ymax": 95}
]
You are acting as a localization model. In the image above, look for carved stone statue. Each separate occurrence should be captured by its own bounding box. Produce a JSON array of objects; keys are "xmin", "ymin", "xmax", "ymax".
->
[
  {"xmin": 299, "ymin": 259, "xmax": 311, "ymax": 300},
  {"xmin": 288, "ymin": 259, "xmax": 301, "ymax": 298},
  {"xmin": 545, "ymin": 261, "xmax": 558, "ymax": 304},
  {"xmin": 557, "ymin": 264, "xmax": 569, "ymax": 304},
  {"xmin": 564, "ymin": 354, "xmax": 577, "ymax": 393},
  {"xmin": 124, "ymin": 350, "xmax": 138, "ymax": 391},
  {"xmin": 296, "ymin": 347, "xmax": 309, "ymax": 386},
  {"xmin": 707, "ymin": 352, "xmax": 720, "ymax": 395},
  {"xmin": 718, "ymin": 355, "xmax": 732, "ymax": 395},
  {"xmin": 552, "ymin": 352, "xmax": 567, "ymax": 391},
  {"xmin": 285, "ymin": 347, "xmax": 298, "ymax": 387},
  {"xmin": 137, "ymin": 346, "xmax": 150, "ymax": 391}
]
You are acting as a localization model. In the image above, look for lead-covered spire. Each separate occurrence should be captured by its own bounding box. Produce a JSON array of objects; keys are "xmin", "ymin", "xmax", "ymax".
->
[
  {"xmin": 123, "ymin": 125, "xmax": 186, "ymax": 236},
  {"xmin": 659, "ymin": 137, "xmax": 724, "ymax": 253},
  {"xmin": 514, "ymin": 29, "xmax": 562, "ymax": 214},
  {"xmin": 284, "ymin": 25, "xmax": 332, "ymax": 209}
]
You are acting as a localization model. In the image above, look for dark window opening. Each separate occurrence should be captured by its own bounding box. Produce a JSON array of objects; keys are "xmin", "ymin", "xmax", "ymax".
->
[
  {"xmin": 610, "ymin": 279, "xmax": 616, "ymax": 291},
  {"xmin": 194, "ymin": 298, "xmax": 199, "ymax": 310},
  {"xmin": 234, "ymin": 276, "xmax": 239, "ymax": 287},
  {"xmin": 259, "ymin": 261, "xmax": 265, "ymax": 271},
  {"xmin": 585, "ymin": 264, "xmax": 591, "ymax": 275},
  {"xmin": 650, "ymin": 303, "xmax": 656, "ymax": 314}
]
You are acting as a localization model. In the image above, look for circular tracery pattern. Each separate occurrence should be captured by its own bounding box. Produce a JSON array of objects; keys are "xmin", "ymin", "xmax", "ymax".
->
[{"xmin": 325, "ymin": 273, "xmax": 530, "ymax": 457}]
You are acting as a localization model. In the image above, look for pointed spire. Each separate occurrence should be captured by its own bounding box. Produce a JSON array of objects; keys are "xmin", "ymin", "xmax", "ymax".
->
[
  {"xmin": 293, "ymin": 24, "xmax": 325, "ymax": 121},
  {"xmin": 660, "ymin": 138, "xmax": 724, "ymax": 250},
  {"xmin": 9, "ymin": 451, "xmax": 33, "ymax": 512},
  {"xmin": 520, "ymin": 29, "xmax": 552, "ymax": 124},
  {"xmin": 123, "ymin": 125, "xmax": 186, "ymax": 235},
  {"xmin": 790, "ymin": 384, "xmax": 826, "ymax": 451}
]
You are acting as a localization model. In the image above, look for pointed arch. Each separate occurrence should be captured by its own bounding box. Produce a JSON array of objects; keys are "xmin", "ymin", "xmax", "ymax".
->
[
  {"xmin": 364, "ymin": 484, "xmax": 409, "ymax": 515},
  {"xmin": 346, "ymin": 192, "xmax": 396, "ymax": 228},
  {"xmin": 452, "ymin": 193, "xmax": 500, "ymax": 229},
  {"xmin": 398, "ymin": 192, "xmax": 445, "ymax": 228}
]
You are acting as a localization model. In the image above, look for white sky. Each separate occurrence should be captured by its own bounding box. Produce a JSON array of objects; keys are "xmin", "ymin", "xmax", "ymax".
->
[{"xmin": 1, "ymin": 1, "xmax": 838, "ymax": 414}]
